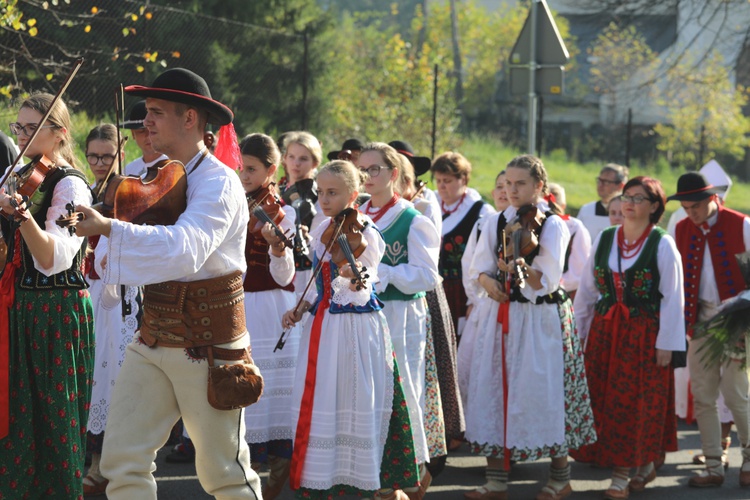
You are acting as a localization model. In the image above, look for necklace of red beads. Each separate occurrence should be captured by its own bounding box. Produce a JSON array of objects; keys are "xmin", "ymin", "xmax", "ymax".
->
[
  {"xmin": 617, "ymin": 224, "xmax": 653, "ymax": 259},
  {"xmin": 364, "ymin": 193, "xmax": 400, "ymax": 223},
  {"xmin": 441, "ymin": 191, "xmax": 467, "ymax": 216}
]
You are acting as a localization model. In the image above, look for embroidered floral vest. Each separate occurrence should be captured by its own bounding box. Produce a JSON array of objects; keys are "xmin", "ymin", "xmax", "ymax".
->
[
  {"xmin": 379, "ymin": 206, "xmax": 425, "ymax": 301},
  {"xmin": 593, "ymin": 226, "xmax": 664, "ymax": 318},
  {"xmin": 440, "ymin": 200, "xmax": 484, "ymax": 281},
  {"xmin": 9, "ymin": 167, "xmax": 90, "ymax": 291},
  {"xmin": 675, "ymin": 206, "xmax": 747, "ymax": 326}
]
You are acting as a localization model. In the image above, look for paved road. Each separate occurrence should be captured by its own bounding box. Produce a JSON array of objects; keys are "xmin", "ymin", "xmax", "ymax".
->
[{"xmin": 151, "ymin": 421, "xmax": 750, "ymax": 499}]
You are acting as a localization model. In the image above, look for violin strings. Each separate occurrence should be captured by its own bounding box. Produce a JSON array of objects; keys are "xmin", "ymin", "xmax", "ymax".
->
[
  {"xmin": 252, "ymin": 206, "xmax": 273, "ymax": 225},
  {"xmin": 336, "ymin": 233, "xmax": 363, "ymax": 282}
]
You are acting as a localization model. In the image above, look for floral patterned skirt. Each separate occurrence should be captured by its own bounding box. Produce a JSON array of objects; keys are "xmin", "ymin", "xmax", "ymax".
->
[
  {"xmin": 423, "ymin": 309, "xmax": 447, "ymax": 459},
  {"xmin": 0, "ymin": 288, "xmax": 95, "ymax": 499},
  {"xmin": 470, "ymin": 299, "xmax": 596, "ymax": 461},
  {"xmin": 425, "ymin": 286, "xmax": 464, "ymax": 441},
  {"xmin": 570, "ymin": 312, "xmax": 676, "ymax": 467}
]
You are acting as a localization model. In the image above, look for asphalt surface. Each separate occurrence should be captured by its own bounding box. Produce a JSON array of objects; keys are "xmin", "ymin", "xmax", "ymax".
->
[{"xmin": 145, "ymin": 420, "xmax": 750, "ymax": 499}]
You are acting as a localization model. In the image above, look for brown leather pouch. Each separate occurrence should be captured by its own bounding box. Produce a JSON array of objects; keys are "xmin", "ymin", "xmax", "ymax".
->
[{"xmin": 206, "ymin": 346, "xmax": 264, "ymax": 410}]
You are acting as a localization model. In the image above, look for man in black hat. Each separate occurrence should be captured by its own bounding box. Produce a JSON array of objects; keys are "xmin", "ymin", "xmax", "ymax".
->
[
  {"xmin": 122, "ymin": 100, "xmax": 168, "ymax": 177},
  {"xmin": 669, "ymin": 171, "xmax": 750, "ymax": 489},
  {"xmin": 74, "ymin": 68, "xmax": 261, "ymax": 499},
  {"xmin": 327, "ymin": 138, "xmax": 363, "ymax": 163}
]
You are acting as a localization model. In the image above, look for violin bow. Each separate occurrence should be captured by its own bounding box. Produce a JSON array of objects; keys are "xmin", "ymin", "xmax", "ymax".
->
[
  {"xmin": 274, "ymin": 215, "xmax": 347, "ymax": 352},
  {"xmin": 94, "ymin": 85, "xmax": 128, "ymax": 200},
  {"xmin": 112, "ymin": 84, "xmax": 133, "ymax": 320},
  {"xmin": 0, "ymin": 58, "xmax": 84, "ymax": 189}
]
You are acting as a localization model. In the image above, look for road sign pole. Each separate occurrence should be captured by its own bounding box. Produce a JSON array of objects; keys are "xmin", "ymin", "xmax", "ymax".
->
[{"xmin": 527, "ymin": 0, "xmax": 538, "ymax": 155}]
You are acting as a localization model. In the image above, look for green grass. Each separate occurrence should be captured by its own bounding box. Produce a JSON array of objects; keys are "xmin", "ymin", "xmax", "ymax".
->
[
  {"xmin": 456, "ymin": 134, "xmax": 750, "ymax": 223},
  {"xmin": 62, "ymin": 114, "xmax": 750, "ymax": 222}
]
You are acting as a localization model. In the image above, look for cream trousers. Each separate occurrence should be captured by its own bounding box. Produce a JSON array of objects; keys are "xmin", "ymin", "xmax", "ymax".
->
[
  {"xmin": 100, "ymin": 338, "xmax": 262, "ymax": 499},
  {"xmin": 688, "ymin": 335, "xmax": 750, "ymax": 460}
]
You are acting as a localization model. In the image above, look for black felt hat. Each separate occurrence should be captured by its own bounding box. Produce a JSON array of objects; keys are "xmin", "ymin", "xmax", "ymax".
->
[
  {"xmin": 122, "ymin": 100, "xmax": 147, "ymax": 130},
  {"xmin": 667, "ymin": 172, "xmax": 723, "ymax": 202},
  {"xmin": 388, "ymin": 140, "xmax": 431, "ymax": 177},
  {"xmin": 327, "ymin": 138, "xmax": 364, "ymax": 161},
  {"xmin": 124, "ymin": 68, "xmax": 233, "ymax": 126}
]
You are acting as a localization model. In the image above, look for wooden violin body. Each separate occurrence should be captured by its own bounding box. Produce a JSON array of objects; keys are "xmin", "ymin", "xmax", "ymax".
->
[
  {"xmin": 504, "ymin": 205, "xmax": 546, "ymax": 288},
  {"xmin": 321, "ymin": 208, "xmax": 370, "ymax": 290},
  {"xmin": 97, "ymin": 159, "xmax": 188, "ymax": 226},
  {"xmin": 4, "ymin": 155, "xmax": 57, "ymax": 222},
  {"xmin": 247, "ymin": 184, "xmax": 293, "ymax": 249}
]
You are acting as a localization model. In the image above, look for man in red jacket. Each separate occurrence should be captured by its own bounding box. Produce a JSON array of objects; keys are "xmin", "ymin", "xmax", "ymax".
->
[{"xmin": 669, "ymin": 172, "xmax": 750, "ymax": 488}]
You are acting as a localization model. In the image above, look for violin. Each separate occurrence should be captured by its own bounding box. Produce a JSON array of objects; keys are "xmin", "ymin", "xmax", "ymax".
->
[
  {"xmin": 247, "ymin": 183, "xmax": 293, "ymax": 249},
  {"xmin": 3, "ymin": 155, "xmax": 56, "ymax": 222},
  {"xmin": 505, "ymin": 205, "xmax": 546, "ymax": 288},
  {"xmin": 274, "ymin": 208, "xmax": 370, "ymax": 352},
  {"xmin": 56, "ymin": 159, "xmax": 188, "ymax": 234},
  {"xmin": 320, "ymin": 208, "xmax": 370, "ymax": 290}
]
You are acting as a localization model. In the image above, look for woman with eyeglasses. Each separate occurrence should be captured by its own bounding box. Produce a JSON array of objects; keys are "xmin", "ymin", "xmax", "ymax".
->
[
  {"xmin": 79, "ymin": 124, "xmax": 143, "ymax": 495},
  {"xmin": 571, "ymin": 177, "xmax": 686, "ymax": 499},
  {"xmin": 431, "ymin": 152, "xmax": 495, "ymax": 340},
  {"xmin": 358, "ymin": 142, "xmax": 441, "ymax": 499},
  {"xmin": 0, "ymin": 93, "xmax": 95, "ymax": 498}
]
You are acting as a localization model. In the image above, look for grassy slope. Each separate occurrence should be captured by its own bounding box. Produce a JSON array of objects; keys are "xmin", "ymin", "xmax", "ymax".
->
[
  {"xmin": 65, "ymin": 113, "xmax": 750, "ymax": 222},
  {"xmin": 456, "ymin": 135, "xmax": 750, "ymax": 223}
]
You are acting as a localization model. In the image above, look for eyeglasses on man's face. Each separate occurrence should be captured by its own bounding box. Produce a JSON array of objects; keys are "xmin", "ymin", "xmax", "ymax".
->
[
  {"xmin": 86, "ymin": 154, "xmax": 117, "ymax": 166},
  {"xmin": 9, "ymin": 122, "xmax": 56, "ymax": 137},
  {"xmin": 621, "ymin": 194, "xmax": 651, "ymax": 205},
  {"xmin": 595, "ymin": 176, "xmax": 619, "ymax": 185},
  {"xmin": 359, "ymin": 165, "xmax": 390, "ymax": 177}
]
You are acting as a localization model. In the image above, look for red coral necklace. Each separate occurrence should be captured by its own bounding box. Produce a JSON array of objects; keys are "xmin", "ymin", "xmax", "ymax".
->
[
  {"xmin": 364, "ymin": 194, "xmax": 399, "ymax": 223},
  {"xmin": 441, "ymin": 191, "xmax": 467, "ymax": 216},
  {"xmin": 617, "ymin": 224, "xmax": 653, "ymax": 259}
]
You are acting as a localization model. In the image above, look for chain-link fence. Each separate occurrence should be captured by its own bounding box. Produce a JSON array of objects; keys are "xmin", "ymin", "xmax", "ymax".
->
[{"xmin": 3, "ymin": 0, "xmax": 313, "ymax": 137}]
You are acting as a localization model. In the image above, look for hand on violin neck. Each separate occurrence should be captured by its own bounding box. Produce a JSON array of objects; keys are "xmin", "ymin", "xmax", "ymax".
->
[
  {"xmin": 72, "ymin": 204, "xmax": 112, "ymax": 238},
  {"xmin": 338, "ymin": 261, "xmax": 362, "ymax": 280},
  {"xmin": 478, "ymin": 273, "xmax": 508, "ymax": 304},
  {"xmin": 496, "ymin": 256, "xmax": 512, "ymax": 274},
  {"xmin": 0, "ymin": 191, "xmax": 20, "ymax": 216}
]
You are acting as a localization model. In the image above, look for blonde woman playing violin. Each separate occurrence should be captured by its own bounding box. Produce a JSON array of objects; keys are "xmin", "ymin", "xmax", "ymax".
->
[
  {"xmin": 282, "ymin": 160, "xmax": 420, "ymax": 500},
  {"xmin": 464, "ymin": 155, "xmax": 595, "ymax": 500},
  {"xmin": 0, "ymin": 93, "xmax": 94, "ymax": 498}
]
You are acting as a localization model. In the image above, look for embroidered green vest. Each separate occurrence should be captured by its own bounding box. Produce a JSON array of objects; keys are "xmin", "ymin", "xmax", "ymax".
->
[
  {"xmin": 379, "ymin": 207, "xmax": 426, "ymax": 301},
  {"xmin": 593, "ymin": 226, "xmax": 665, "ymax": 318}
]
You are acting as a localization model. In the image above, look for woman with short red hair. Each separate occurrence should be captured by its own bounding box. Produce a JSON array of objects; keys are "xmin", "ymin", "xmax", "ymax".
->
[{"xmin": 572, "ymin": 176, "xmax": 686, "ymax": 499}]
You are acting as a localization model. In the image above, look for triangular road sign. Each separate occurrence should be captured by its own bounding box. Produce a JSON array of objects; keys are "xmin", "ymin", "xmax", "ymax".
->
[{"xmin": 510, "ymin": 0, "xmax": 569, "ymax": 66}]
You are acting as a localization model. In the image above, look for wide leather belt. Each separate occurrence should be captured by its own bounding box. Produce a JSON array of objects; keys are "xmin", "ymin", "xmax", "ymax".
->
[{"xmin": 140, "ymin": 271, "xmax": 246, "ymax": 348}]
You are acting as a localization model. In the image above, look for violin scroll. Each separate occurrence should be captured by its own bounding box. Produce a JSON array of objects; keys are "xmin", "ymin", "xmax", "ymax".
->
[{"xmin": 56, "ymin": 203, "xmax": 85, "ymax": 235}]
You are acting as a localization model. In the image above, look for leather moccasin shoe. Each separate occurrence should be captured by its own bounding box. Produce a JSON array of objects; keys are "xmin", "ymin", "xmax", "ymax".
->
[
  {"xmin": 464, "ymin": 487, "xmax": 508, "ymax": 500},
  {"xmin": 603, "ymin": 486, "xmax": 629, "ymax": 500},
  {"xmin": 628, "ymin": 469, "xmax": 656, "ymax": 492},
  {"xmin": 688, "ymin": 472, "xmax": 724, "ymax": 488},
  {"xmin": 536, "ymin": 482, "xmax": 572, "ymax": 500},
  {"xmin": 82, "ymin": 476, "xmax": 108, "ymax": 497}
]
